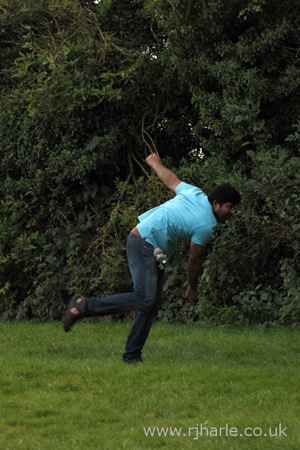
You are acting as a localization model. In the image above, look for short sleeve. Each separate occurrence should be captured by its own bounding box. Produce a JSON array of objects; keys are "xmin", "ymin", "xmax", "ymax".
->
[
  {"xmin": 191, "ymin": 225, "xmax": 215, "ymax": 247},
  {"xmin": 175, "ymin": 182, "xmax": 204, "ymax": 196}
]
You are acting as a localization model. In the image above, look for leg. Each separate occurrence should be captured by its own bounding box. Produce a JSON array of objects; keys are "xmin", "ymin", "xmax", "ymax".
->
[
  {"xmin": 123, "ymin": 265, "xmax": 164, "ymax": 362},
  {"xmin": 62, "ymin": 233, "xmax": 159, "ymax": 331},
  {"xmin": 85, "ymin": 233, "xmax": 159, "ymax": 315}
]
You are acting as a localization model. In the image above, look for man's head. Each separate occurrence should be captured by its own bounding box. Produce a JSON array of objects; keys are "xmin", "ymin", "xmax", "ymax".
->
[{"xmin": 208, "ymin": 184, "xmax": 241, "ymax": 223}]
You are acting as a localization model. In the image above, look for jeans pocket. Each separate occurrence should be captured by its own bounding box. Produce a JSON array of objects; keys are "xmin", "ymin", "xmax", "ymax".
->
[{"xmin": 140, "ymin": 241, "xmax": 155, "ymax": 258}]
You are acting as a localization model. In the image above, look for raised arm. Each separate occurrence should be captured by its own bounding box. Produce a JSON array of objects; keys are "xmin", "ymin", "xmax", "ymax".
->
[{"xmin": 146, "ymin": 153, "xmax": 181, "ymax": 192}]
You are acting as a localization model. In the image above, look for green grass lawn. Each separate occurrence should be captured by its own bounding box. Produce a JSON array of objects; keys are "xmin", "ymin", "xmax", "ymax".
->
[{"xmin": 0, "ymin": 321, "xmax": 299, "ymax": 449}]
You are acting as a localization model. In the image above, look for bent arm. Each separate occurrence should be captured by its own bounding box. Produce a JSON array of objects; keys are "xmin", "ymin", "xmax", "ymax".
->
[
  {"xmin": 186, "ymin": 242, "xmax": 207, "ymax": 302},
  {"xmin": 146, "ymin": 153, "xmax": 181, "ymax": 192}
]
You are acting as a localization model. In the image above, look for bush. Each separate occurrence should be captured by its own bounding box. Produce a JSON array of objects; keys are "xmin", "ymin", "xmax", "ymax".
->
[
  {"xmin": 194, "ymin": 146, "xmax": 300, "ymax": 325},
  {"xmin": 67, "ymin": 146, "xmax": 300, "ymax": 327},
  {"xmin": 0, "ymin": 0, "xmax": 299, "ymax": 324}
]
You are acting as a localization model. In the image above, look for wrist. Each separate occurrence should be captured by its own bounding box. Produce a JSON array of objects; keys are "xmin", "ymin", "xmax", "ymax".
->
[{"xmin": 149, "ymin": 160, "xmax": 162, "ymax": 171}]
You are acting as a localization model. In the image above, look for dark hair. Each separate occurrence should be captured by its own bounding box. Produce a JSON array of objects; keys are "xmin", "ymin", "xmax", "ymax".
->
[{"xmin": 208, "ymin": 184, "xmax": 241, "ymax": 205}]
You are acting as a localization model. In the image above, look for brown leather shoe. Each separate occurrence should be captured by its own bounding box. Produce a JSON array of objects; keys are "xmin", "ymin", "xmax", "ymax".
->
[
  {"xmin": 123, "ymin": 356, "xmax": 144, "ymax": 364},
  {"xmin": 62, "ymin": 294, "xmax": 86, "ymax": 332}
]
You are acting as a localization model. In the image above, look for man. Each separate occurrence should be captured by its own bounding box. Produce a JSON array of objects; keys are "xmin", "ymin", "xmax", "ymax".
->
[{"xmin": 62, "ymin": 153, "xmax": 241, "ymax": 363}]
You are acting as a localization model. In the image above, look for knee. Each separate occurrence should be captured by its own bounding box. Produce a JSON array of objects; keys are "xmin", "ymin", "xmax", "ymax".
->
[{"xmin": 136, "ymin": 293, "xmax": 158, "ymax": 311}]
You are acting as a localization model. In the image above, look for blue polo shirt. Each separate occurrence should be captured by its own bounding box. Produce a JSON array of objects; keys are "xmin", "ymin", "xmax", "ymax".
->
[{"xmin": 136, "ymin": 182, "xmax": 217, "ymax": 260}]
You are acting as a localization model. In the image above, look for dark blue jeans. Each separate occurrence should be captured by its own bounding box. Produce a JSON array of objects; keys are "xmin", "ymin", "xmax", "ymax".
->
[{"xmin": 85, "ymin": 232, "xmax": 164, "ymax": 359}]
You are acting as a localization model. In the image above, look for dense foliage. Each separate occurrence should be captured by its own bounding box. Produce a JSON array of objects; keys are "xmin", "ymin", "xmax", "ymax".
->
[{"xmin": 0, "ymin": 0, "xmax": 299, "ymax": 324}]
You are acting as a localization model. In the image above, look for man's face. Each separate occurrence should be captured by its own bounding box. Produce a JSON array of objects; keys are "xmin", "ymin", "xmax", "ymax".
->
[{"xmin": 212, "ymin": 201, "xmax": 238, "ymax": 223}]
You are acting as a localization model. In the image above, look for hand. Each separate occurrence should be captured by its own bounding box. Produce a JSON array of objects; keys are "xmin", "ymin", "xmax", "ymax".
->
[
  {"xmin": 185, "ymin": 286, "xmax": 198, "ymax": 303},
  {"xmin": 146, "ymin": 153, "xmax": 161, "ymax": 169}
]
